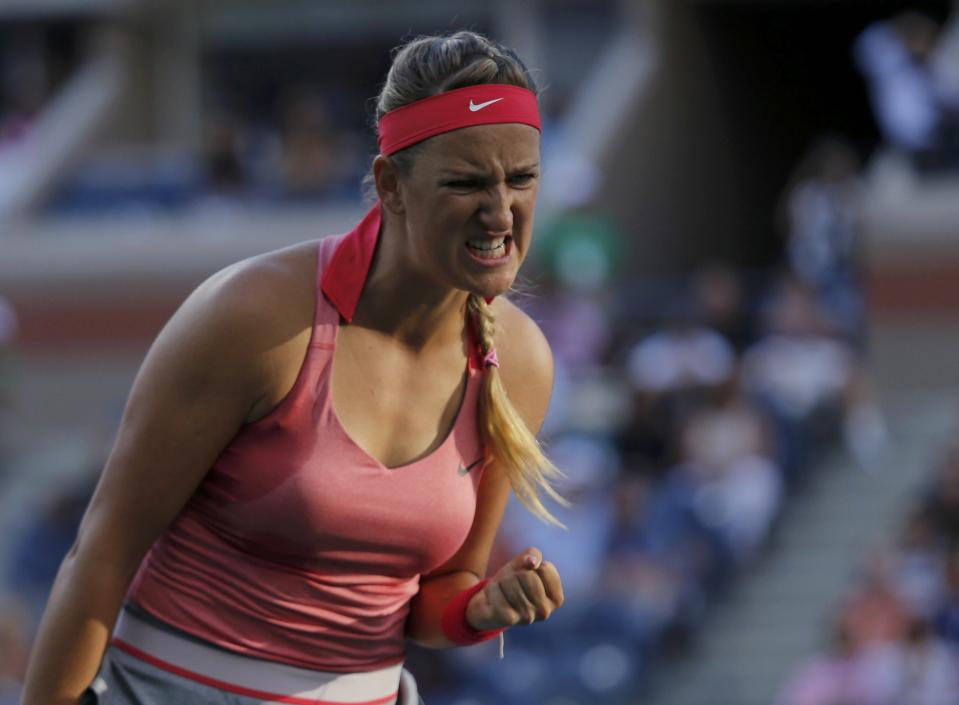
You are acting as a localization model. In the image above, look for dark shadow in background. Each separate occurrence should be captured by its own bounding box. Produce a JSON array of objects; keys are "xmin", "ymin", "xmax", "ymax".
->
[{"xmin": 605, "ymin": 0, "xmax": 950, "ymax": 273}]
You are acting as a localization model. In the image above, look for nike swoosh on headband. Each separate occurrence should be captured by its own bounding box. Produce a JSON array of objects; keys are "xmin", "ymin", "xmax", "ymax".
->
[
  {"xmin": 457, "ymin": 458, "xmax": 485, "ymax": 476},
  {"xmin": 469, "ymin": 98, "xmax": 504, "ymax": 112}
]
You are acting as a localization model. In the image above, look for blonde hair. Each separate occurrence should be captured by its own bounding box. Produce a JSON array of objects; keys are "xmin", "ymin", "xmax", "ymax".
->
[{"xmin": 375, "ymin": 31, "xmax": 568, "ymax": 527}]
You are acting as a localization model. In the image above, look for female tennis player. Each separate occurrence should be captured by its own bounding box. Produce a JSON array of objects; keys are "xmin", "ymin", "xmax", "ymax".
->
[{"xmin": 21, "ymin": 30, "xmax": 566, "ymax": 705}]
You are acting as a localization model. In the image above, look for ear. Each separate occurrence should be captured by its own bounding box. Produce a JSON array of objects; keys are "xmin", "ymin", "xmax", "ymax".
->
[{"xmin": 373, "ymin": 156, "xmax": 405, "ymax": 215}]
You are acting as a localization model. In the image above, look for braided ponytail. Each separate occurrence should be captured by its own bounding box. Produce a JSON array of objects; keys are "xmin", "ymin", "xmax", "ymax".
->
[{"xmin": 467, "ymin": 294, "xmax": 569, "ymax": 528}]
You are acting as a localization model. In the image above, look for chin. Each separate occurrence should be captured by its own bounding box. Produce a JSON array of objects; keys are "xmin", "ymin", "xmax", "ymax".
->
[{"xmin": 468, "ymin": 271, "xmax": 517, "ymax": 301}]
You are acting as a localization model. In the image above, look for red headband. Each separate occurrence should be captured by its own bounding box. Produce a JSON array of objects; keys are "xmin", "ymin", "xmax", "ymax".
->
[{"xmin": 377, "ymin": 84, "xmax": 541, "ymax": 156}]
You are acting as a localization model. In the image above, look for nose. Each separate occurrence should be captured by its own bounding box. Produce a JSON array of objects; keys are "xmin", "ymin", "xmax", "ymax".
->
[{"xmin": 477, "ymin": 183, "xmax": 513, "ymax": 234}]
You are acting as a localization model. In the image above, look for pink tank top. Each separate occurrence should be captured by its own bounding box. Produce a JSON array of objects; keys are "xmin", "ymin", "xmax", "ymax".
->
[{"xmin": 127, "ymin": 205, "xmax": 488, "ymax": 672}]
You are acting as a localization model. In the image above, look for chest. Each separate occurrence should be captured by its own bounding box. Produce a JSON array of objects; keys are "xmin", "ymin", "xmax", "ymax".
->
[
  {"xmin": 201, "ymin": 337, "xmax": 486, "ymax": 576},
  {"xmin": 331, "ymin": 325, "xmax": 470, "ymax": 469}
]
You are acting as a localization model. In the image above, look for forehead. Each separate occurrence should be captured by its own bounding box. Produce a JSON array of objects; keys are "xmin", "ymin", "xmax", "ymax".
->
[{"xmin": 412, "ymin": 123, "xmax": 540, "ymax": 172}]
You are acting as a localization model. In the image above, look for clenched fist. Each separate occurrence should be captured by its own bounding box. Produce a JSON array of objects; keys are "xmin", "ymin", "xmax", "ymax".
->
[{"xmin": 465, "ymin": 547, "xmax": 565, "ymax": 630}]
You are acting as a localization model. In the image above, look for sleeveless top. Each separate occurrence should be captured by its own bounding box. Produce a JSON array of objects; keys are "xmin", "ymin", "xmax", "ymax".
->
[{"xmin": 126, "ymin": 204, "xmax": 489, "ymax": 673}]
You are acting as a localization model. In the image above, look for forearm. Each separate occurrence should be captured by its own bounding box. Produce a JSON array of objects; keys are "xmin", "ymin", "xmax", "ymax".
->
[
  {"xmin": 406, "ymin": 570, "xmax": 482, "ymax": 648},
  {"xmin": 21, "ymin": 548, "xmax": 135, "ymax": 705}
]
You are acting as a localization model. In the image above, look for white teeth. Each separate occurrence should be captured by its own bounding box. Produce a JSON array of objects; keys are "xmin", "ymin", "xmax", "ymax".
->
[{"xmin": 467, "ymin": 237, "xmax": 506, "ymax": 251}]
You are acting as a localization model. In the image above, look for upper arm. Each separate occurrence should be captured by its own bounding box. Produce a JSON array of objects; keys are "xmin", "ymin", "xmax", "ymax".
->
[
  {"xmin": 71, "ymin": 255, "xmax": 307, "ymax": 577},
  {"xmin": 424, "ymin": 299, "xmax": 555, "ymax": 580}
]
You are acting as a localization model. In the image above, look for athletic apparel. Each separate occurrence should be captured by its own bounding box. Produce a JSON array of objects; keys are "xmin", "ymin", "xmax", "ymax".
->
[
  {"xmin": 126, "ymin": 203, "xmax": 489, "ymax": 674},
  {"xmin": 82, "ymin": 608, "xmax": 421, "ymax": 705},
  {"xmin": 376, "ymin": 84, "xmax": 541, "ymax": 156},
  {"xmin": 83, "ymin": 644, "xmax": 423, "ymax": 705}
]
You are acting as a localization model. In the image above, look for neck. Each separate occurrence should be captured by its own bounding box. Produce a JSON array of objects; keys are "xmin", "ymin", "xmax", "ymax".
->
[{"xmin": 352, "ymin": 212, "xmax": 469, "ymax": 350}]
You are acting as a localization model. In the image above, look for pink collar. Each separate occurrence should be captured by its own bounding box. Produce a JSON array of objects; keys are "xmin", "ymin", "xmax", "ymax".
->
[
  {"xmin": 320, "ymin": 202, "xmax": 487, "ymax": 370},
  {"xmin": 320, "ymin": 203, "xmax": 381, "ymax": 325}
]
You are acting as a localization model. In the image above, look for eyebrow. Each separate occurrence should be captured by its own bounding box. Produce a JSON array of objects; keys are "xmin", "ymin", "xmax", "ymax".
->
[{"xmin": 438, "ymin": 163, "xmax": 541, "ymax": 178}]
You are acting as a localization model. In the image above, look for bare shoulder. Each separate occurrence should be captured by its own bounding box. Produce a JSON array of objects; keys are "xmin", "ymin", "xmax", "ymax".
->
[
  {"xmin": 155, "ymin": 239, "xmax": 320, "ymax": 420},
  {"xmin": 190, "ymin": 239, "xmax": 317, "ymax": 324},
  {"xmin": 489, "ymin": 297, "xmax": 554, "ymax": 433}
]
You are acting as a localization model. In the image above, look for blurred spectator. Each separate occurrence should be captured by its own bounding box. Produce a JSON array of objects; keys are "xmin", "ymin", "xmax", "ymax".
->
[
  {"xmin": 854, "ymin": 12, "xmax": 959, "ymax": 172},
  {"xmin": 527, "ymin": 173, "xmax": 622, "ymax": 373},
  {"xmin": 839, "ymin": 551, "xmax": 914, "ymax": 651},
  {"xmin": 894, "ymin": 617, "xmax": 959, "ymax": 705},
  {"xmin": 600, "ymin": 472, "xmax": 686, "ymax": 650},
  {"xmin": 677, "ymin": 376, "xmax": 783, "ymax": 564},
  {"xmin": 923, "ymin": 443, "xmax": 959, "ymax": 549},
  {"xmin": 691, "ymin": 263, "xmax": 754, "ymax": 353},
  {"xmin": 931, "ymin": 15, "xmax": 959, "ymax": 114},
  {"xmin": 776, "ymin": 621, "xmax": 900, "ymax": 705},
  {"xmin": 627, "ymin": 311, "xmax": 735, "ymax": 398},
  {"xmin": 202, "ymin": 109, "xmax": 250, "ymax": 202},
  {"xmin": 892, "ymin": 506, "xmax": 947, "ymax": 621},
  {"xmin": 780, "ymin": 137, "xmax": 865, "ymax": 345},
  {"xmin": 743, "ymin": 274, "xmax": 885, "ymax": 475},
  {"xmin": 274, "ymin": 86, "xmax": 351, "ymax": 199},
  {"xmin": 525, "ymin": 286, "xmax": 613, "ymax": 373},
  {"xmin": 934, "ymin": 551, "xmax": 959, "ymax": 646},
  {"xmin": 623, "ymin": 305, "xmax": 736, "ymax": 475},
  {"xmin": 0, "ymin": 31, "xmax": 49, "ymax": 151}
]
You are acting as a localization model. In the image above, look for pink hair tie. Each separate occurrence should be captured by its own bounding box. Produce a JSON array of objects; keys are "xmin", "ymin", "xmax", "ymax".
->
[{"xmin": 482, "ymin": 348, "xmax": 499, "ymax": 369}]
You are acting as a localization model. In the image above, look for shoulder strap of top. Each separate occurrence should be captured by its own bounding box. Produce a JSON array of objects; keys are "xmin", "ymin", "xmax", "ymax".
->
[{"xmin": 310, "ymin": 234, "xmax": 348, "ymax": 346}]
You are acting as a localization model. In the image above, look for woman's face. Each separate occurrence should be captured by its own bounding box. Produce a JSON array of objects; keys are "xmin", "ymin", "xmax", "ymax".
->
[{"xmin": 393, "ymin": 122, "xmax": 541, "ymax": 300}]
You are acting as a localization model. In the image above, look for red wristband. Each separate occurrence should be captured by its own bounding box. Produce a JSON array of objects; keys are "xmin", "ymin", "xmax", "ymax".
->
[{"xmin": 441, "ymin": 579, "xmax": 506, "ymax": 645}]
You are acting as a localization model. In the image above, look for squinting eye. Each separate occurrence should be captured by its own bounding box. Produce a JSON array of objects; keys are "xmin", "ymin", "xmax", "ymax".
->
[
  {"xmin": 445, "ymin": 180, "xmax": 479, "ymax": 190},
  {"xmin": 509, "ymin": 173, "xmax": 537, "ymax": 186}
]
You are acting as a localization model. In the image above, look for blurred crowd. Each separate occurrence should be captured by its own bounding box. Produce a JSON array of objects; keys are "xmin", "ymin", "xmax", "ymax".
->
[
  {"xmin": 393, "ymin": 124, "xmax": 888, "ymax": 702},
  {"xmin": 776, "ymin": 438, "xmax": 959, "ymax": 705},
  {"xmin": 49, "ymin": 82, "xmax": 371, "ymax": 215}
]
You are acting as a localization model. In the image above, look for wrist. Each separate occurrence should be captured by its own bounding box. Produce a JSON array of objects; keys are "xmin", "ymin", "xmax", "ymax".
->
[
  {"xmin": 464, "ymin": 589, "xmax": 487, "ymax": 631},
  {"xmin": 441, "ymin": 579, "xmax": 505, "ymax": 645}
]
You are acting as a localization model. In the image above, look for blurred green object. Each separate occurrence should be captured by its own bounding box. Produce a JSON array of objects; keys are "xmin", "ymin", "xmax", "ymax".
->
[{"xmin": 536, "ymin": 210, "xmax": 624, "ymax": 291}]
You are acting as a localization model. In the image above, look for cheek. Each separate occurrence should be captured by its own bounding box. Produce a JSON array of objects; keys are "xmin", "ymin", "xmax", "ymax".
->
[
  {"xmin": 514, "ymin": 194, "xmax": 538, "ymax": 232},
  {"xmin": 412, "ymin": 208, "xmax": 462, "ymax": 264}
]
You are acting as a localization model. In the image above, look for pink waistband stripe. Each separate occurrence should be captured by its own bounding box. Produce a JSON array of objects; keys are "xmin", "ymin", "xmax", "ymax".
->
[{"xmin": 110, "ymin": 611, "xmax": 402, "ymax": 705}]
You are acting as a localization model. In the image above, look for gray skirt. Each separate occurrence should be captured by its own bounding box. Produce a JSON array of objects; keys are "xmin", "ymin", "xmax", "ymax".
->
[
  {"xmin": 83, "ymin": 647, "xmax": 423, "ymax": 705},
  {"xmin": 83, "ymin": 609, "xmax": 423, "ymax": 705}
]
